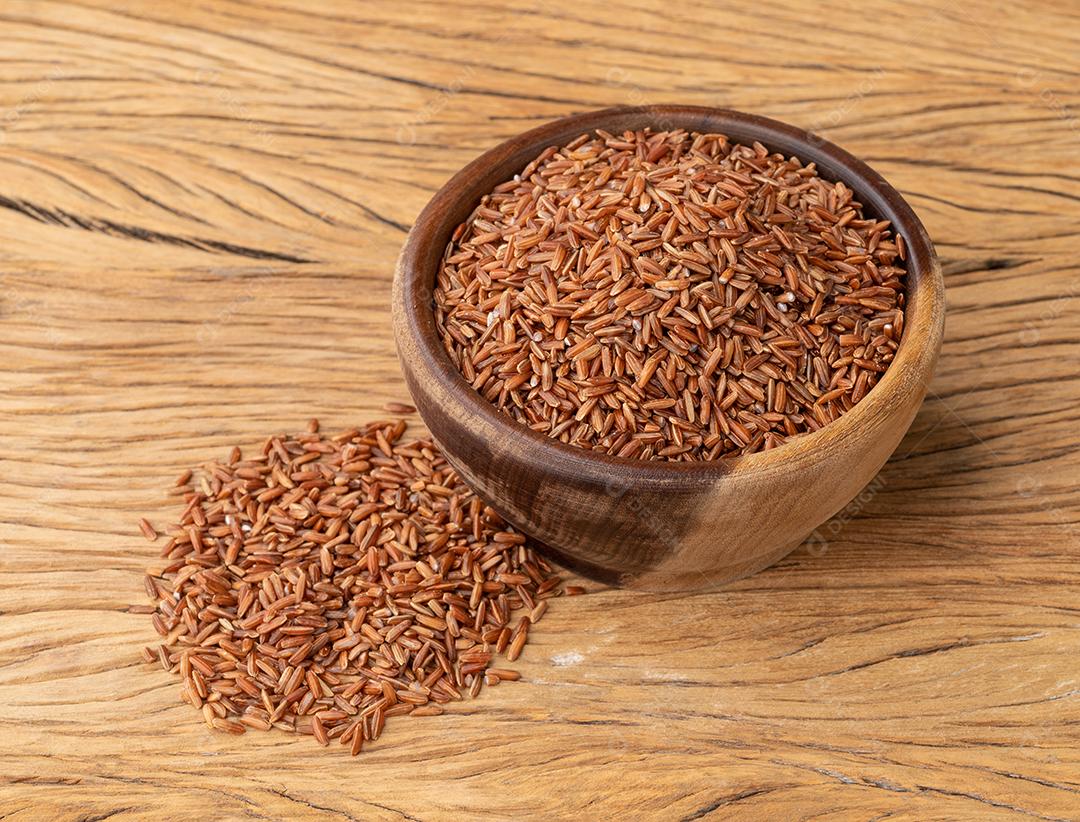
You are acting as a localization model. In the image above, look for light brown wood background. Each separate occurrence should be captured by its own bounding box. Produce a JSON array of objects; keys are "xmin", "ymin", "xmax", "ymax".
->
[{"xmin": 1, "ymin": 1, "xmax": 1078, "ymax": 819}]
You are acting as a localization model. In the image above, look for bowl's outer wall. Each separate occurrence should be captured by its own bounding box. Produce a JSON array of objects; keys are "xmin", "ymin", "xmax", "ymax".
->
[{"xmin": 393, "ymin": 106, "xmax": 945, "ymax": 591}]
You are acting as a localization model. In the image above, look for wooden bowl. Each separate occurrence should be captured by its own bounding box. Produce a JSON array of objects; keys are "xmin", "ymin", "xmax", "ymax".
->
[{"xmin": 393, "ymin": 106, "xmax": 945, "ymax": 591}]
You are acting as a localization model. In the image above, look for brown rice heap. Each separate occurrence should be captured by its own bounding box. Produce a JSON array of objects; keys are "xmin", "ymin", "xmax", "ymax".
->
[
  {"xmin": 142, "ymin": 418, "xmax": 561, "ymax": 754},
  {"xmin": 435, "ymin": 128, "xmax": 907, "ymax": 460}
]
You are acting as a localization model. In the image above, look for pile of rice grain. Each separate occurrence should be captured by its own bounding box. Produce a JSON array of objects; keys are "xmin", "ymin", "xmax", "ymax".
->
[
  {"xmin": 435, "ymin": 128, "xmax": 907, "ymax": 460},
  {"xmin": 140, "ymin": 415, "xmax": 563, "ymax": 754}
]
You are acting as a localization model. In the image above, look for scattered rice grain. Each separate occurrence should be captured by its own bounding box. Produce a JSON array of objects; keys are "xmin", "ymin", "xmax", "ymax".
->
[
  {"xmin": 138, "ymin": 518, "xmax": 157, "ymax": 542},
  {"xmin": 140, "ymin": 419, "xmax": 561, "ymax": 754}
]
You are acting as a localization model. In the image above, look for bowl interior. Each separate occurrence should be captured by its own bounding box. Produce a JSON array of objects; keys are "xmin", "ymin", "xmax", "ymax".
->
[{"xmin": 397, "ymin": 105, "xmax": 944, "ymax": 488}]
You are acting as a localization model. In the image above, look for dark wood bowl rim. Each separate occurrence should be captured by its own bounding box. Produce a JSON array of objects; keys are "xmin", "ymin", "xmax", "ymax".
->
[{"xmin": 397, "ymin": 105, "xmax": 945, "ymax": 488}]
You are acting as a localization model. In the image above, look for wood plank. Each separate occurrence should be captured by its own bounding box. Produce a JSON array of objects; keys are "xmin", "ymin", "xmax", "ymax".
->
[{"xmin": 1, "ymin": 0, "xmax": 1078, "ymax": 818}]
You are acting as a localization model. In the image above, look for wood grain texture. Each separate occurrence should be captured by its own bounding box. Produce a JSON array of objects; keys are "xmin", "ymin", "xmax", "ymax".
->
[{"xmin": 1, "ymin": 0, "xmax": 1078, "ymax": 819}]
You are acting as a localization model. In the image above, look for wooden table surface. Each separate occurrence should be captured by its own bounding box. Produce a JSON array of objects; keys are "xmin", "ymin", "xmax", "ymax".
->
[{"xmin": 2, "ymin": 1, "xmax": 1079, "ymax": 819}]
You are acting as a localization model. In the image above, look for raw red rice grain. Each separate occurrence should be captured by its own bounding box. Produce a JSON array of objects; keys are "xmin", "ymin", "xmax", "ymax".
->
[
  {"xmin": 411, "ymin": 705, "xmax": 444, "ymax": 717},
  {"xmin": 138, "ymin": 518, "xmax": 158, "ymax": 542},
  {"xmin": 435, "ymin": 128, "xmax": 906, "ymax": 461},
  {"xmin": 140, "ymin": 419, "xmax": 564, "ymax": 754}
]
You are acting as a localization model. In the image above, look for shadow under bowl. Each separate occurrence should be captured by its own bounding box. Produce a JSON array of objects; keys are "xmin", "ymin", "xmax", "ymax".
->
[{"xmin": 393, "ymin": 105, "xmax": 945, "ymax": 592}]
